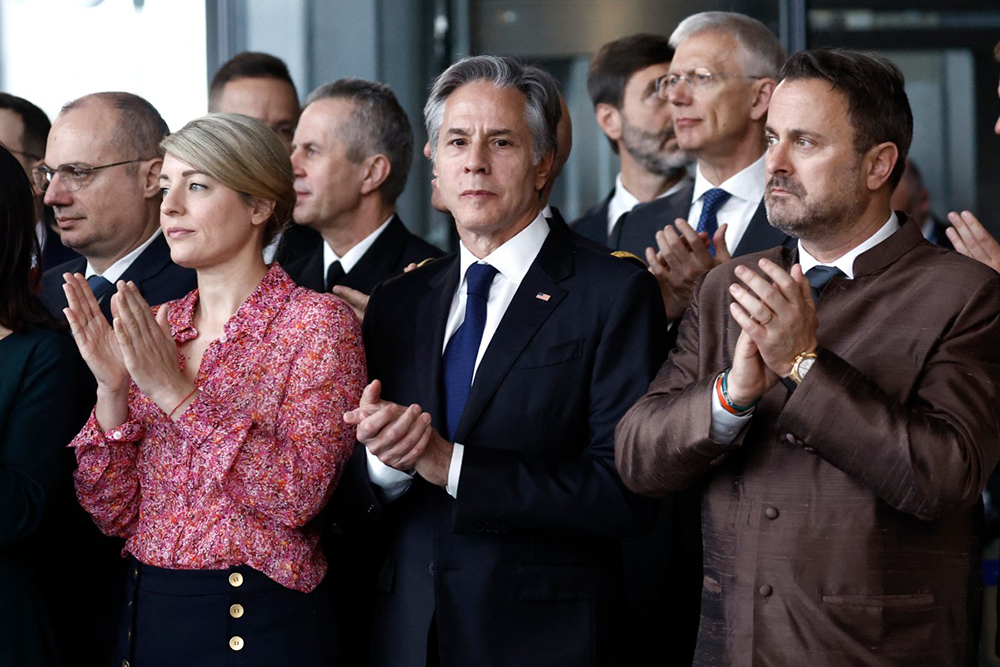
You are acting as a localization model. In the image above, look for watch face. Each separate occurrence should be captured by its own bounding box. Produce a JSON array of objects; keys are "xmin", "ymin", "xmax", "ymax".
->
[{"xmin": 798, "ymin": 357, "xmax": 816, "ymax": 377}]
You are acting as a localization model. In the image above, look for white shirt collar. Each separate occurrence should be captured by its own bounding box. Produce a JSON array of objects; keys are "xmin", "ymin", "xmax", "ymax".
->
[
  {"xmin": 457, "ymin": 211, "xmax": 549, "ymax": 288},
  {"xmin": 692, "ymin": 153, "xmax": 766, "ymax": 207},
  {"xmin": 798, "ymin": 211, "xmax": 900, "ymax": 280},
  {"xmin": 86, "ymin": 230, "xmax": 162, "ymax": 283},
  {"xmin": 323, "ymin": 213, "xmax": 395, "ymax": 276}
]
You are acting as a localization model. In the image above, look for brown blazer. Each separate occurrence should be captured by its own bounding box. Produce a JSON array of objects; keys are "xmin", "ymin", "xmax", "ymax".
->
[{"xmin": 616, "ymin": 218, "xmax": 1000, "ymax": 666}]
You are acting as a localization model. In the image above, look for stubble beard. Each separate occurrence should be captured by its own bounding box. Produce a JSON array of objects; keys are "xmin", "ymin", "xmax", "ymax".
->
[
  {"xmin": 765, "ymin": 174, "xmax": 865, "ymax": 243},
  {"xmin": 621, "ymin": 119, "xmax": 693, "ymax": 177}
]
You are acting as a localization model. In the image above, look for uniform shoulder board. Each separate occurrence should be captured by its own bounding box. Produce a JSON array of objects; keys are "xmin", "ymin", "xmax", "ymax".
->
[{"xmin": 611, "ymin": 250, "xmax": 646, "ymax": 269}]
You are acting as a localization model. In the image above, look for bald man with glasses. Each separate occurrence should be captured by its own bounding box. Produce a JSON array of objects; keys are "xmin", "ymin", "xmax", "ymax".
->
[{"xmin": 38, "ymin": 92, "xmax": 195, "ymax": 323}]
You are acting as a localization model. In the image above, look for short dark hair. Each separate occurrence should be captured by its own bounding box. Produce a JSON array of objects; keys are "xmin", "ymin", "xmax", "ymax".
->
[
  {"xmin": 0, "ymin": 146, "xmax": 50, "ymax": 331},
  {"xmin": 0, "ymin": 93, "xmax": 50, "ymax": 160},
  {"xmin": 779, "ymin": 48, "xmax": 912, "ymax": 188},
  {"xmin": 587, "ymin": 34, "xmax": 673, "ymax": 110},
  {"xmin": 62, "ymin": 92, "xmax": 169, "ymax": 160},
  {"xmin": 209, "ymin": 52, "xmax": 298, "ymax": 110},
  {"xmin": 307, "ymin": 79, "xmax": 413, "ymax": 205}
]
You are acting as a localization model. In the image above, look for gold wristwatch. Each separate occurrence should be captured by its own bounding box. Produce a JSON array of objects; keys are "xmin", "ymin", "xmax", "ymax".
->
[{"xmin": 789, "ymin": 351, "xmax": 818, "ymax": 385}]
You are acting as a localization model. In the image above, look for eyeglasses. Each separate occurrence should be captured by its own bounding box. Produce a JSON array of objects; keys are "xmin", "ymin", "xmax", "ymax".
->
[
  {"xmin": 655, "ymin": 69, "xmax": 764, "ymax": 98},
  {"xmin": 32, "ymin": 159, "xmax": 153, "ymax": 193}
]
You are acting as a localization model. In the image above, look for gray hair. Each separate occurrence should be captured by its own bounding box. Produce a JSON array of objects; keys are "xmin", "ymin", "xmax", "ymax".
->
[
  {"xmin": 670, "ymin": 12, "xmax": 786, "ymax": 79},
  {"xmin": 424, "ymin": 55, "xmax": 560, "ymax": 165},
  {"xmin": 305, "ymin": 78, "xmax": 413, "ymax": 205}
]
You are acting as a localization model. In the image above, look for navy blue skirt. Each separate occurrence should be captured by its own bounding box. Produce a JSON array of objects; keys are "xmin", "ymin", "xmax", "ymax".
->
[{"xmin": 116, "ymin": 558, "xmax": 339, "ymax": 667}]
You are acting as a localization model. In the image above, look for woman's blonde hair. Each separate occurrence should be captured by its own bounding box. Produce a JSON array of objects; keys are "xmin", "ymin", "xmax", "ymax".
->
[{"xmin": 160, "ymin": 113, "xmax": 294, "ymax": 248}]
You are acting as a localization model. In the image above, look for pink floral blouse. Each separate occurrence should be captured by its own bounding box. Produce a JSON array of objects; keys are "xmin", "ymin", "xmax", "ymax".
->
[{"xmin": 71, "ymin": 265, "xmax": 366, "ymax": 592}]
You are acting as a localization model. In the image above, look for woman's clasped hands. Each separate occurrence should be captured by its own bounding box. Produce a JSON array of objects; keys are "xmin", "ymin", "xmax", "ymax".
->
[{"xmin": 62, "ymin": 274, "xmax": 196, "ymax": 424}]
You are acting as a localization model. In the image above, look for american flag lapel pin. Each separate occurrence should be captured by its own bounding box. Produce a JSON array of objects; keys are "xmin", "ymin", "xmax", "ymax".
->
[{"xmin": 535, "ymin": 292, "xmax": 551, "ymax": 302}]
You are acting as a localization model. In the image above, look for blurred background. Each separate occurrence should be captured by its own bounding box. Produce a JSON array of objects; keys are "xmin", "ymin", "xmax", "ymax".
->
[{"xmin": 1, "ymin": 0, "xmax": 998, "ymax": 251}]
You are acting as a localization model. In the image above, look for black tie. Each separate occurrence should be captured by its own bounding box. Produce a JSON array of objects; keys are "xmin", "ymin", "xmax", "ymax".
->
[
  {"xmin": 325, "ymin": 261, "xmax": 345, "ymax": 292},
  {"xmin": 806, "ymin": 265, "xmax": 844, "ymax": 302}
]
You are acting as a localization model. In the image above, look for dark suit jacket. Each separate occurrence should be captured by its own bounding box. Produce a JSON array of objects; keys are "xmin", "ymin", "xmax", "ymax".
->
[
  {"xmin": 343, "ymin": 220, "xmax": 668, "ymax": 666},
  {"xmin": 282, "ymin": 215, "xmax": 443, "ymax": 294},
  {"xmin": 617, "ymin": 219, "xmax": 1000, "ymax": 666},
  {"xmin": 569, "ymin": 190, "xmax": 612, "ymax": 248},
  {"xmin": 0, "ymin": 327, "xmax": 90, "ymax": 667},
  {"xmin": 39, "ymin": 233, "xmax": 196, "ymax": 323},
  {"xmin": 623, "ymin": 190, "xmax": 793, "ymax": 259}
]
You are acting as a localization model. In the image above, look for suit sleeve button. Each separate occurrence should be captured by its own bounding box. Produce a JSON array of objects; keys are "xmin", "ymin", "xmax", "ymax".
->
[
  {"xmin": 759, "ymin": 584, "xmax": 773, "ymax": 597},
  {"xmin": 764, "ymin": 507, "xmax": 779, "ymax": 520}
]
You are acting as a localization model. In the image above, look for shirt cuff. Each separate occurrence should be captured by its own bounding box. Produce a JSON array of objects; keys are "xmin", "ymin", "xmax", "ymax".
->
[
  {"xmin": 365, "ymin": 447, "xmax": 414, "ymax": 502},
  {"xmin": 445, "ymin": 443, "xmax": 465, "ymax": 498},
  {"xmin": 710, "ymin": 385, "xmax": 752, "ymax": 444}
]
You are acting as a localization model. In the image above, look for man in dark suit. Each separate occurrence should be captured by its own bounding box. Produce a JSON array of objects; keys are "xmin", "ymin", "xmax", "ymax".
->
[
  {"xmin": 341, "ymin": 55, "xmax": 667, "ymax": 666},
  {"xmin": 626, "ymin": 12, "xmax": 789, "ymax": 324},
  {"xmin": 572, "ymin": 34, "xmax": 693, "ymax": 253},
  {"xmin": 617, "ymin": 48, "xmax": 1000, "ymax": 666},
  {"xmin": 32, "ymin": 91, "xmax": 195, "ymax": 667},
  {"xmin": 38, "ymin": 92, "xmax": 196, "ymax": 323},
  {"xmin": 285, "ymin": 78, "xmax": 441, "ymax": 317},
  {"xmin": 0, "ymin": 92, "xmax": 81, "ymax": 270}
]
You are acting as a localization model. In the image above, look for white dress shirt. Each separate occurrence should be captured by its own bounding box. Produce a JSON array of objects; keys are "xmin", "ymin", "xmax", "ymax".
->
[
  {"xmin": 323, "ymin": 214, "xmax": 395, "ymax": 277},
  {"xmin": 688, "ymin": 154, "xmax": 766, "ymax": 253},
  {"xmin": 85, "ymin": 230, "xmax": 162, "ymax": 283},
  {"xmin": 709, "ymin": 212, "xmax": 900, "ymax": 443},
  {"xmin": 367, "ymin": 212, "xmax": 551, "ymax": 500}
]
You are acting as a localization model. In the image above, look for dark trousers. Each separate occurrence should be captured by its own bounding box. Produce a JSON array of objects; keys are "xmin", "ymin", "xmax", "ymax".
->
[{"xmin": 117, "ymin": 558, "xmax": 339, "ymax": 667}]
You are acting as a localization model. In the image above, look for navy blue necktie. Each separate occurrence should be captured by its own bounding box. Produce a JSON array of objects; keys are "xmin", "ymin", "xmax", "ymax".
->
[
  {"xmin": 442, "ymin": 263, "xmax": 498, "ymax": 440},
  {"xmin": 87, "ymin": 275, "xmax": 114, "ymax": 304},
  {"xmin": 697, "ymin": 188, "xmax": 732, "ymax": 256},
  {"xmin": 806, "ymin": 265, "xmax": 844, "ymax": 302}
]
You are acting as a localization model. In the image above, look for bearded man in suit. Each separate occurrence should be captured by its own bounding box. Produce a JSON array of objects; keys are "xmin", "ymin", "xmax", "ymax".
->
[
  {"xmin": 342, "ymin": 55, "xmax": 667, "ymax": 666},
  {"xmin": 617, "ymin": 48, "xmax": 1000, "ymax": 666}
]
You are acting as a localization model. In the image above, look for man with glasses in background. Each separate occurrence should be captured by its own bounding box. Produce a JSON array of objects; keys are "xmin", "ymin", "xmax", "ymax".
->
[
  {"xmin": 38, "ymin": 92, "xmax": 195, "ymax": 323},
  {"xmin": 0, "ymin": 92, "xmax": 80, "ymax": 269},
  {"xmin": 627, "ymin": 12, "xmax": 791, "ymax": 325}
]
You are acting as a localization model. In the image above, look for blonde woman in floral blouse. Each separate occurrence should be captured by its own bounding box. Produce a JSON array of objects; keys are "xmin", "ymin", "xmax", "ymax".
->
[{"xmin": 63, "ymin": 113, "xmax": 366, "ymax": 666}]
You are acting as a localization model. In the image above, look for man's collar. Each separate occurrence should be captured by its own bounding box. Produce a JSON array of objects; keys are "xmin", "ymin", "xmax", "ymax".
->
[
  {"xmin": 458, "ymin": 212, "xmax": 550, "ymax": 287},
  {"xmin": 323, "ymin": 213, "xmax": 395, "ymax": 275},
  {"xmin": 86, "ymin": 229, "xmax": 162, "ymax": 282},
  {"xmin": 692, "ymin": 153, "xmax": 766, "ymax": 205},
  {"xmin": 797, "ymin": 211, "xmax": 900, "ymax": 279}
]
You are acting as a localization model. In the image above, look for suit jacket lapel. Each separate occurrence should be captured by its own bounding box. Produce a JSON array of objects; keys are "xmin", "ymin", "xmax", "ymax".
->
[
  {"xmin": 344, "ymin": 215, "xmax": 407, "ymax": 293},
  {"xmin": 732, "ymin": 200, "xmax": 794, "ymax": 257},
  {"xmin": 452, "ymin": 230, "xmax": 572, "ymax": 442},
  {"xmin": 418, "ymin": 256, "xmax": 459, "ymax": 432}
]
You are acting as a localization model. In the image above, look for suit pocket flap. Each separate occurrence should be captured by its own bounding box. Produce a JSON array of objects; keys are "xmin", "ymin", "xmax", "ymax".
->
[
  {"xmin": 512, "ymin": 339, "xmax": 583, "ymax": 370},
  {"xmin": 822, "ymin": 593, "xmax": 934, "ymax": 608},
  {"xmin": 516, "ymin": 564, "xmax": 606, "ymax": 601}
]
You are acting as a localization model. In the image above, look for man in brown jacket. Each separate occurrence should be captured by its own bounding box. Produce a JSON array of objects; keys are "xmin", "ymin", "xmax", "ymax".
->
[{"xmin": 616, "ymin": 48, "xmax": 1000, "ymax": 666}]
